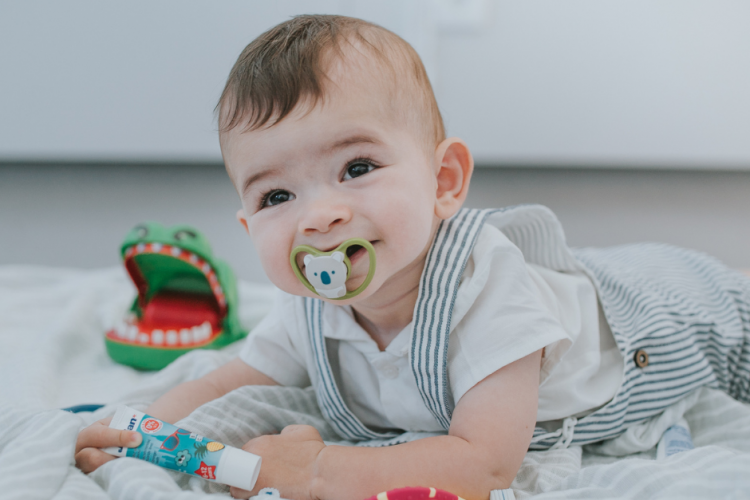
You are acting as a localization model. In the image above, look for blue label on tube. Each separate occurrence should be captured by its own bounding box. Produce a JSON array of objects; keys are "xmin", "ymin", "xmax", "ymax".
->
[{"xmin": 108, "ymin": 407, "xmax": 226, "ymax": 480}]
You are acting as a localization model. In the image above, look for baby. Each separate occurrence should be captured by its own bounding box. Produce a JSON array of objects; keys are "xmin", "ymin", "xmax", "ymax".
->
[{"xmin": 75, "ymin": 15, "xmax": 750, "ymax": 500}]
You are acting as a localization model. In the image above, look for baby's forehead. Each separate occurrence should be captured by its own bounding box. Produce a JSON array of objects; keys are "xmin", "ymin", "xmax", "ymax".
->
[{"xmin": 326, "ymin": 41, "xmax": 423, "ymax": 115}]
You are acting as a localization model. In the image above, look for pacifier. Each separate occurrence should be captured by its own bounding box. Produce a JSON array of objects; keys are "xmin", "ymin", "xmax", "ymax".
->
[{"xmin": 290, "ymin": 238, "xmax": 376, "ymax": 300}]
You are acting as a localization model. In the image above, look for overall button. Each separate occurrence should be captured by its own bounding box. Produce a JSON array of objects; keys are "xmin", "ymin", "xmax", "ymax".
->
[
  {"xmin": 634, "ymin": 350, "xmax": 649, "ymax": 368},
  {"xmin": 379, "ymin": 363, "xmax": 399, "ymax": 379}
]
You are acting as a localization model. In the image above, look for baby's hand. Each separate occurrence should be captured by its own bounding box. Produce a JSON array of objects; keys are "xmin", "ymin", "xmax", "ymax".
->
[
  {"xmin": 229, "ymin": 425, "xmax": 325, "ymax": 500},
  {"xmin": 74, "ymin": 417, "xmax": 142, "ymax": 473}
]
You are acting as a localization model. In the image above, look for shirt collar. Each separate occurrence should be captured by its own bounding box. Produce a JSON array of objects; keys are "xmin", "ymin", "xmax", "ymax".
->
[{"xmin": 322, "ymin": 304, "xmax": 411, "ymax": 357}]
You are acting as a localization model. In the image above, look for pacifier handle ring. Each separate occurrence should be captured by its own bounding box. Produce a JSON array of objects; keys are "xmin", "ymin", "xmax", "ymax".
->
[
  {"xmin": 289, "ymin": 245, "xmax": 329, "ymax": 297},
  {"xmin": 289, "ymin": 238, "xmax": 376, "ymax": 300}
]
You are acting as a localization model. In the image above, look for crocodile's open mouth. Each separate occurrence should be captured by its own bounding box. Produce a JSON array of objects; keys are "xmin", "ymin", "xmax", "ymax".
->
[{"xmin": 105, "ymin": 242, "xmax": 227, "ymax": 349}]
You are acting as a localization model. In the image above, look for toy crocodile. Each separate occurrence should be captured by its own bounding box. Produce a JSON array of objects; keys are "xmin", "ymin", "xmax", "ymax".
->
[{"xmin": 105, "ymin": 222, "xmax": 246, "ymax": 370}]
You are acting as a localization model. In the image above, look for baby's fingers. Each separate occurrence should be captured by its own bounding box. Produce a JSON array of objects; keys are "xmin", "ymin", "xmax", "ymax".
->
[
  {"xmin": 75, "ymin": 419, "xmax": 141, "ymax": 455},
  {"xmin": 229, "ymin": 486, "xmax": 252, "ymax": 499},
  {"xmin": 75, "ymin": 447, "xmax": 117, "ymax": 473},
  {"xmin": 74, "ymin": 417, "xmax": 142, "ymax": 473}
]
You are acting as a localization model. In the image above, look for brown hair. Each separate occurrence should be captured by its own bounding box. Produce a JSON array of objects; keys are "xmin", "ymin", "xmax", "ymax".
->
[{"xmin": 217, "ymin": 15, "xmax": 445, "ymax": 147}]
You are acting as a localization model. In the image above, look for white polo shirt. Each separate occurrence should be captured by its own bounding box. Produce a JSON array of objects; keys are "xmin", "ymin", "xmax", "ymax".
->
[{"xmin": 239, "ymin": 225, "xmax": 623, "ymax": 431}]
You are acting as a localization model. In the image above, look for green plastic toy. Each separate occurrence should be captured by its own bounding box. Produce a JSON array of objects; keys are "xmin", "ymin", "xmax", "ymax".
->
[{"xmin": 105, "ymin": 222, "xmax": 246, "ymax": 370}]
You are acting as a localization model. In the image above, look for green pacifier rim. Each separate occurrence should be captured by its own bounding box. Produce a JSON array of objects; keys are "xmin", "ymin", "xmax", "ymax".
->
[{"xmin": 290, "ymin": 238, "xmax": 376, "ymax": 300}]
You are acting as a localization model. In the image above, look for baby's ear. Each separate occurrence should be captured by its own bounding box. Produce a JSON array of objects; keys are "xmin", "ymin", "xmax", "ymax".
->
[
  {"xmin": 433, "ymin": 138, "xmax": 474, "ymax": 220},
  {"xmin": 331, "ymin": 251, "xmax": 345, "ymax": 263},
  {"xmin": 304, "ymin": 254, "xmax": 314, "ymax": 266}
]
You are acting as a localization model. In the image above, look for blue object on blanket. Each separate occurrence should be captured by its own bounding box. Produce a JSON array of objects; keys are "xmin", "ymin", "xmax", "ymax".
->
[{"xmin": 62, "ymin": 404, "xmax": 105, "ymax": 413}]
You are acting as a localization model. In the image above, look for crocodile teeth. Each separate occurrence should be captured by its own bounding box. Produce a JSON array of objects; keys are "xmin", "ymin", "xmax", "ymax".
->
[
  {"xmin": 136, "ymin": 243, "xmax": 146, "ymax": 253},
  {"xmin": 191, "ymin": 325, "xmax": 203, "ymax": 342},
  {"xmin": 114, "ymin": 323, "xmax": 215, "ymax": 346},
  {"xmin": 189, "ymin": 254, "xmax": 199, "ymax": 264},
  {"xmin": 151, "ymin": 243, "xmax": 163, "ymax": 252},
  {"xmin": 179, "ymin": 328, "xmax": 193, "ymax": 345},
  {"xmin": 170, "ymin": 246, "xmax": 181, "ymax": 257},
  {"xmin": 127, "ymin": 325, "xmax": 139, "ymax": 341},
  {"xmin": 166, "ymin": 330, "xmax": 179, "ymax": 345},
  {"xmin": 151, "ymin": 329, "xmax": 164, "ymax": 345},
  {"xmin": 115, "ymin": 321, "xmax": 127, "ymax": 338},
  {"xmin": 193, "ymin": 322, "xmax": 212, "ymax": 342},
  {"xmin": 201, "ymin": 263, "xmax": 211, "ymax": 274}
]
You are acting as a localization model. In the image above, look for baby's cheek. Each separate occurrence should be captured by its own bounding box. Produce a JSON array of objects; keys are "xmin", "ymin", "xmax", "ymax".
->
[{"xmin": 252, "ymin": 232, "xmax": 299, "ymax": 293}]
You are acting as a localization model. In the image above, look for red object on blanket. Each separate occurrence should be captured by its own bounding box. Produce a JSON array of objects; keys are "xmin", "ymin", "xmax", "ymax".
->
[{"xmin": 364, "ymin": 487, "xmax": 463, "ymax": 500}]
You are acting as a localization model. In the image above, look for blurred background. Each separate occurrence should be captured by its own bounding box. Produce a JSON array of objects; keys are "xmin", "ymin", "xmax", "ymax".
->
[{"xmin": 1, "ymin": 0, "xmax": 749, "ymax": 284}]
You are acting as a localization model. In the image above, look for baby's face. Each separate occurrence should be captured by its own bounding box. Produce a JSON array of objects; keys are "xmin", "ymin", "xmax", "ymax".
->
[{"xmin": 222, "ymin": 69, "xmax": 440, "ymax": 303}]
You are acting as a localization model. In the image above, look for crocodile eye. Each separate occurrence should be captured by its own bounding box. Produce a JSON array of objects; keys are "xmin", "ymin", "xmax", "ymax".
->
[
  {"xmin": 134, "ymin": 225, "xmax": 148, "ymax": 239},
  {"xmin": 174, "ymin": 230, "xmax": 197, "ymax": 241}
]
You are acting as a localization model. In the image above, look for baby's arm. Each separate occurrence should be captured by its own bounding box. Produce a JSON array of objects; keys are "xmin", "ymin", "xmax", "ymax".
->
[
  {"xmin": 146, "ymin": 358, "xmax": 278, "ymax": 423},
  {"xmin": 236, "ymin": 349, "xmax": 542, "ymax": 500},
  {"xmin": 74, "ymin": 357, "xmax": 277, "ymax": 473}
]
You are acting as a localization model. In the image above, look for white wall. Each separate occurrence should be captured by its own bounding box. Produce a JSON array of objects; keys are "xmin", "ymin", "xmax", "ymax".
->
[
  {"xmin": 0, "ymin": 1, "xmax": 433, "ymax": 161},
  {"xmin": 438, "ymin": 1, "xmax": 750, "ymax": 168},
  {"xmin": 1, "ymin": 1, "xmax": 749, "ymax": 167}
]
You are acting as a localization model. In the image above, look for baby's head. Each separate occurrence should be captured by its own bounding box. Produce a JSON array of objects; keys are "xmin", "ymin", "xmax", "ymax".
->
[{"xmin": 219, "ymin": 15, "xmax": 473, "ymax": 304}]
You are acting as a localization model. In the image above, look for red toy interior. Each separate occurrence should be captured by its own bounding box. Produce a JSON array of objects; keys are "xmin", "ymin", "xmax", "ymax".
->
[{"xmin": 140, "ymin": 292, "xmax": 220, "ymax": 331}]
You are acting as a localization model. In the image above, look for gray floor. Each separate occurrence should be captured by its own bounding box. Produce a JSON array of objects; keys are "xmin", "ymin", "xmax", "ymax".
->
[{"xmin": 1, "ymin": 164, "xmax": 748, "ymax": 284}]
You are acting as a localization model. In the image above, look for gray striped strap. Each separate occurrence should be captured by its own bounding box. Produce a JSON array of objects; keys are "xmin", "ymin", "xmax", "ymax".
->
[
  {"xmin": 410, "ymin": 205, "xmax": 582, "ymax": 430},
  {"xmin": 304, "ymin": 297, "xmax": 400, "ymax": 441}
]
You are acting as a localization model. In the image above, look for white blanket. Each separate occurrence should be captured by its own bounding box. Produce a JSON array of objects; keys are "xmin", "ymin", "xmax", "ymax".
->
[{"xmin": 2, "ymin": 266, "xmax": 750, "ymax": 499}]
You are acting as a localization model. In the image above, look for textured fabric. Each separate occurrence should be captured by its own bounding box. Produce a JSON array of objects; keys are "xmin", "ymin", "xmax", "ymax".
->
[
  {"xmin": 408, "ymin": 206, "xmax": 584, "ymax": 430},
  {"xmin": 405, "ymin": 205, "xmax": 750, "ymax": 450},
  {"xmin": 531, "ymin": 264, "xmax": 623, "ymax": 422},
  {"xmin": 545, "ymin": 242, "xmax": 750, "ymax": 449}
]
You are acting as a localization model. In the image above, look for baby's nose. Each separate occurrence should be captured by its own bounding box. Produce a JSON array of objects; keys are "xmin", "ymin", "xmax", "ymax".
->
[{"xmin": 298, "ymin": 198, "xmax": 352, "ymax": 234}]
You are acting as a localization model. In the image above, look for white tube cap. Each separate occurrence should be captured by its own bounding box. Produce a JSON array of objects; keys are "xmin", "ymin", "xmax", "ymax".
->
[{"xmin": 215, "ymin": 446, "xmax": 262, "ymax": 491}]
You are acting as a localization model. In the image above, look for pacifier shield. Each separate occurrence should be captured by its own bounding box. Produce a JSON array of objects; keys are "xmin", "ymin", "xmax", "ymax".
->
[{"xmin": 290, "ymin": 238, "xmax": 376, "ymax": 300}]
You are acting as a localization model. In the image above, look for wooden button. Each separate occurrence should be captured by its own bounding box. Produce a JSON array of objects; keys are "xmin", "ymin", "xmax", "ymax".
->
[{"xmin": 634, "ymin": 349, "xmax": 649, "ymax": 368}]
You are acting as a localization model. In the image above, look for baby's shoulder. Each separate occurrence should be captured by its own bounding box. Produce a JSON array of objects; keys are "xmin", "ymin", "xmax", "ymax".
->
[{"xmin": 469, "ymin": 224, "xmax": 528, "ymax": 275}]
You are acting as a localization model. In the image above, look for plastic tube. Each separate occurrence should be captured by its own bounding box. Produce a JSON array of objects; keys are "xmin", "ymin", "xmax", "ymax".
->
[
  {"xmin": 103, "ymin": 405, "xmax": 261, "ymax": 490},
  {"xmin": 656, "ymin": 418, "xmax": 694, "ymax": 459}
]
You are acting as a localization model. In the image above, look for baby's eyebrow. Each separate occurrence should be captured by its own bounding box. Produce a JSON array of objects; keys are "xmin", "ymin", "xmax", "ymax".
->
[
  {"xmin": 324, "ymin": 134, "xmax": 381, "ymax": 154},
  {"xmin": 241, "ymin": 168, "xmax": 277, "ymax": 195}
]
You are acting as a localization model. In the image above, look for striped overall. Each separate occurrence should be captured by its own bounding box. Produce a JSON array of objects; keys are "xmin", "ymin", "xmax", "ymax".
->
[{"xmin": 303, "ymin": 205, "xmax": 750, "ymax": 451}]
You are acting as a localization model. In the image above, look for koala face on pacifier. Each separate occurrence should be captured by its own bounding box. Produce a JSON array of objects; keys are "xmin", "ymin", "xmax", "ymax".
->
[
  {"xmin": 303, "ymin": 252, "xmax": 349, "ymax": 299},
  {"xmin": 290, "ymin": 238, "xmax": 376, "ymax": 301}
]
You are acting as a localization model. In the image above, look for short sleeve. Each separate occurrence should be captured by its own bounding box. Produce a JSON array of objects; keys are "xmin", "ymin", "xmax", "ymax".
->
[
  {"xmin": 447, "ymin": 226, "xmax": 569, "ymax": 404},
  {"xmin": 239, "ymin": 290, "xmax": 311, "ymax": 387}
]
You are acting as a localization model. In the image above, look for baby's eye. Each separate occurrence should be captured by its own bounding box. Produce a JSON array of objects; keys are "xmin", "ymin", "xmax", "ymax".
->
[
  {"xmin": 343, "ymin": 161, "xmax": 377, "ymax": 180},
  {"xmin": 262, "ymin": 190, "xmax": 295, "ymax": 208}
]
